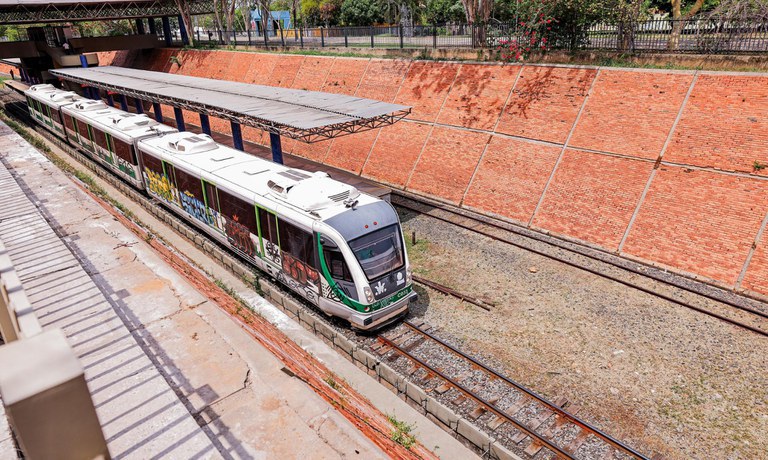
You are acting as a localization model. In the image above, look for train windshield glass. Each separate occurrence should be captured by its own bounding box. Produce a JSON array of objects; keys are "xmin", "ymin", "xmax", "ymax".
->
[{"xmin": 349, "ymin": 225, "xmax": 404, "ymax": 280}]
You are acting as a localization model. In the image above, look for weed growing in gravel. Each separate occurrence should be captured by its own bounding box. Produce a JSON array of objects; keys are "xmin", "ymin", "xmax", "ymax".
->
[{"xmin": 386, "ymin": 415, "xmax": 416, "ymax": 449}]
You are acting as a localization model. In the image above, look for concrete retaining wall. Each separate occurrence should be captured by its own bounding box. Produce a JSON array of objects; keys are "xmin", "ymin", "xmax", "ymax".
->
[{"xmin": 97, "ymin": 49, "xmax": 768, "ymax": 297}]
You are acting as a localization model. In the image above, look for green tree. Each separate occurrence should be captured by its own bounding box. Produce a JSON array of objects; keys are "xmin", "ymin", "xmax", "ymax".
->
[
  {"xmin": 340, "ymin": 0, "xmax": 383, "ymax": 25},
  {"xmin": 425, "ymin": 0, "xmax": 466, "ymax": 23}
]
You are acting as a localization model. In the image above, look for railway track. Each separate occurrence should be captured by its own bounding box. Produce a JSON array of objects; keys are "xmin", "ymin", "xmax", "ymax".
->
[
  {"xmin": 394, "ymin": 197, "xmax": 768, "ymax": 338},
  {"xmin": 376, "ymin": 320, "xmax": 652, "ymax": 460}
]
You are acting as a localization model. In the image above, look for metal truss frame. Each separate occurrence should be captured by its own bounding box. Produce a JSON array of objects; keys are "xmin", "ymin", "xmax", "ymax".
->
[
  {"xmin": 0, "ymin": 0, "xmax": 213, "ymax": 24},
  {"xmin": 50, "ymin": 70, "xmax": 411, "ymax": 143}
]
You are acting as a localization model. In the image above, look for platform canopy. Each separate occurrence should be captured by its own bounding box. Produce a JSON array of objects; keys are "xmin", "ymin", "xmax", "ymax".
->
[
  {"xmin": 0, "ymin": 0, "xmax": 213, "ymax": 24},
  {"xmin": 50, "ymin": 66, "xmax": 412, "ymax": 143}
]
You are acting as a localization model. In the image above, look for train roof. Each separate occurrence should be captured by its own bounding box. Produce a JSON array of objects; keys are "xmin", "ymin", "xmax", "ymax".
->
[
  {"xmin": 62, "ymin": 99, "xmax": 177, "ymax": 140},
  {"xmin": 25, "ymin": 84, "xmax": 85, "ymax": 109},
  {"xmin": 138, "ymin": 131, "xmax": 376, "ymax": 221}
]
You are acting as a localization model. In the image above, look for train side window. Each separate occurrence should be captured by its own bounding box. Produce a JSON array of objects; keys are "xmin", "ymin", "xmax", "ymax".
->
[
  {"xmin": 323, "ymin": 249, "xmax": 352, "ymax": 282},
  {"xmin": 91, "ymin": 127, "xmax": 109, "ymax": 150},
  {"xmin": 112, "ymin": 137, "xmax": 136, "ymax": 164},
  {"xmin": 219, "ymin": 190, "xmax": 257, "ymax": 234},
  {"xmin": 173, "ymin": 166, "xmax": 204, "ymax": 202},
  {"xmin": 257, "ymin": 207, "xmax": 279, "ymax": 246},
  {"xmin": 75, "ymin": 119, "xmax": 92, "ymax": 143},
  {"xmin": 140, "ymin": 151, "xmax": 163, "ymax": 175},
  {"xmin": 279, "ymin": 220, "xmax": 316, "ymax": 268},
  {"xmin": 63, "ymin": 114, "xmax": 75, "ymax": 132}
]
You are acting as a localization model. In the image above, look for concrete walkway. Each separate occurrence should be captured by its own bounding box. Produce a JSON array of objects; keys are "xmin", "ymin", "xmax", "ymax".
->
[{"xmin": 0, "ymin": 118, "xmax": 478, "ymax": 459}]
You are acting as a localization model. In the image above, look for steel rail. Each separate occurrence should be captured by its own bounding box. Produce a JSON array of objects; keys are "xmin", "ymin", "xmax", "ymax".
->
[
  {"xmin": 377, "ymin": 334, "xmax": 577, "ymax": 460},
  {"xmin": 394, "ymin": 199, "xmax": 768, "ymax": 337},
  {"xmin": 395, "ymin": 195, "xmax": 768, "ymax": 320},
  {"xmin": 402, "ymin": 320, "xmax": 650, "ymax": 460}
]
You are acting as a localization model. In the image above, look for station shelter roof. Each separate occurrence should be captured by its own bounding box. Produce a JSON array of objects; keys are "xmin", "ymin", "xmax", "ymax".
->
[{"xmin": 50, "ymin": 66, "xmax": 411, "ymax": 143}]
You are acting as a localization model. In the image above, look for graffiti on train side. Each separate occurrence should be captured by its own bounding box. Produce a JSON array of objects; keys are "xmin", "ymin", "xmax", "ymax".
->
[
  {"xmin": 224, "ymin": 215, "xmax": 258, "ymax": 257},
  {"xmin": 180, "ymin": 191, "xmax": 212, "ymax": 226},
  {"xmin": 264, "ymin": 240, "xmax": 281, "ymax": 266},
  {"xmin": 143, "ymin": 169, "xmax": 178, "ymax": 203},
  {"xmin": 277, "ymin": 255, "xmax": 320, "ymax": 304}
]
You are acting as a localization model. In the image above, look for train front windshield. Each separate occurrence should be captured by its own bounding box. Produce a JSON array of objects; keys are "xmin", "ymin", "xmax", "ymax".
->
[{"xmin": 349, "ymin": 225, "xmax": 404, "ymax": 280}]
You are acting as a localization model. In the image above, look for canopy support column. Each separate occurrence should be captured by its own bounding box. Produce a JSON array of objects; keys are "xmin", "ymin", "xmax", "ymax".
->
[
  {"xmin": 270, "ymin": 133, "xmax": 283, "ymax": 164},
  {"xmin": 134, "ymin": 98, "xmax": 144, "ymax": 114},
  {"xmin": 106, "ymin": 93, "xmax": 114, "ymax": 107},
  {"xmin": 119, "ymin": 94, "xmax": 128, "ymax": 112},
  {"xmin": 200, "ymin": 114, "xmax": 211, "ymax": 135},
  {"xmin": 178, "ymin": 15, "xmax": 190, "ymax": 46},
  {"xmin": 153, "ymin": 102, "xmax": 163, "ymax": 122},
  {"xmin": 162, "ymin": 17, "xmax": 172, "ymax": 46},
  {"xmin": 79, "ymin": 55, "xmax": 96, "ymax": 100},
  {"xmin": 135, "ymin": 19, "xmax": 146, "ymax": 35},
  {"xmin": 174, "ymin": 107, "xmax": 185, "ymax": 131},
  {"xmin": 148, "ymin": 18, "xmax": 157, "ymax": 35},
  {"xmin": 231, "ymin": 122, "xmax": 244, "ymax": 151}
]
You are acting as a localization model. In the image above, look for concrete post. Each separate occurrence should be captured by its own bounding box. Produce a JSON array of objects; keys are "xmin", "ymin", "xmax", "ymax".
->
[
  {"xmin": 231, "ymin": 121, "xmax": 244, "ymax": 151},
  {"xmin": 162, "ymin": 16, "xmax": 172, "ymax": 47},
  {"xmin": 0, "ymin": 329, "xmax": 111, "ymax": 460},
  {"xmin": 133, "ymin": 98, "xmax": 144, "ymax": 114},
  {"xmin": 174, "ymin": 107, "xmax": 185, "ymax": 131},
  {"xmin": 148, "ymin": 17, "xmax": 157, "ymax": 35},
  {"xmin": 178, "ymin": 15, "xmax": 190, "ymax": 46},
  {"xmin": 199, "ymin": 113, "xmax": 211, "ymax": 135},
  {"xmin": 120, "ymin": 94, "xmax": 129, "ymax": 112},
  {"xmin": 269, "ymin": 132, "xmax": 283, "ymax": 164},
  {"xmin": 135, "ymin": 18, "xmax": 146, "ymax": 35},
  {"xmin": 153, "ymin": 102, "xmax": 163, "ymax": 122}
]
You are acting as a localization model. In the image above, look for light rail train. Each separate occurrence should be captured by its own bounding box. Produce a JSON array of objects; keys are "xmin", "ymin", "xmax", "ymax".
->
[{"xmin": 24, "ymin": 83, "xmax": 416, "ymax": 330}]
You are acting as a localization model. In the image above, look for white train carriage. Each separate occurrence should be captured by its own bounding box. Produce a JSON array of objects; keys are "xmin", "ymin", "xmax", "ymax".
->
[
  {"xmin": 24, "ymin": 84, "xmax": 83, "ymax": 137},
  {"xmin": 60, "ymin": 99, "xmax": 177, "ymax": 188},
  {"xmin": 136, "ymin": 131, "xmax": 416, "ymax": 330}
]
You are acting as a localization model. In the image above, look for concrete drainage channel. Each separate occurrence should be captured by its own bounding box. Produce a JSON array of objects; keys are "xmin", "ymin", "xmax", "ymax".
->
[{"xmin": 16, "ymin": 116, "xmax": 519, "ymax": 460}]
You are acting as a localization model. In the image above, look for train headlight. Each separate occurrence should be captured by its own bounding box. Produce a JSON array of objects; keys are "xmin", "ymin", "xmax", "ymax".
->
[
  {"xmin": 364, "ymin": 286, "xmax": 375, "ymax": 303},
  {"xmin": 406, "ymin": 267, "xmax": 412, "ymax": 285}
]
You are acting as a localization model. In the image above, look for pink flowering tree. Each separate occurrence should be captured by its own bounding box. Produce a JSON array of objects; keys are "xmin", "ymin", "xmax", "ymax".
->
[{"xmin": 496, "ymin": 0, "xmax": 557, "ymax": 61}]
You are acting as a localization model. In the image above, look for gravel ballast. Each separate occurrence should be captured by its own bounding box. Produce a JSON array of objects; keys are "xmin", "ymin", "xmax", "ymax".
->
[{"xmin": 398, "ymin": 207, "xmax": 767, "ymax": 459}]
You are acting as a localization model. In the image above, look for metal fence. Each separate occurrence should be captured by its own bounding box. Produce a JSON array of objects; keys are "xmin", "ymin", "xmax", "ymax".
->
[{"xmin": 163, "ymin": 16, "xmax": 768, "ymax": 54}]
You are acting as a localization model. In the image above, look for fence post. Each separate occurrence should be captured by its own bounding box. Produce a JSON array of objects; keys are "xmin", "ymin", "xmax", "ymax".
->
[
  {"xmin": 247, "ymin": 28, "xmax": 251, "ymax": 45},
  {"xmin": 344, "ymin": 27, "xmax": 348, "ymax": 47},
  {"xmin": 280, "ymin": 26, "xmax": 285, "ymax": 46},
  {"xmin": 399, "ymin": 24, "xmax": 404, "ymax": 49},
  {"xmin": 321, "ymin": 27, "xmax": 325, "ymax": 47},
  {"xmin": 232, "ymin": 28, "xmax": 236, "ymax": 44},
  {"xmin": 433, "ymin": 24, "xmax": 437, "ymax": 48},
  {"xmin": 370, "ymin": 26, "xmax": 374, "ymax": 48},
  {"xmin": 300, "ymin": 27, "xmax": 304, "ymax": 48}
]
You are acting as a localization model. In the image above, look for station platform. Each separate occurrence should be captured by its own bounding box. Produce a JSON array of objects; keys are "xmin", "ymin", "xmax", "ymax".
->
[{"xmin": 0, "ymin": 113, "xmax": 477, "ymax": 456}]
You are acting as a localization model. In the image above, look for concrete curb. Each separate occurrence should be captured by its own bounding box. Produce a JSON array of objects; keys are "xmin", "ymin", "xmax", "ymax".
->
[{"xmin": 30, "ymin": 124, "xmax": 522, "ymax": 460}]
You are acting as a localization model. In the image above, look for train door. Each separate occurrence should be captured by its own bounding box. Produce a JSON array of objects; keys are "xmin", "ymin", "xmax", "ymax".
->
[
  {"xmin": 73, "ymin": 117, "xmax": 94, "ymax": 153},
  {"xmin": 41, "ymin": 103, "xmax": 53, "ymax": 129},
  {"xmin": 278, "ymin": 219, "xmax": 321, "ymax": 302},
  {"xmin": 62, "ymin": 113, "xmax": 76, "ymax": 143},
  {"xmin": 257, "ymin": 206, "xmax": 280, "ymax": 268},
  {"xmin": 201, "ymin": 180, "xmax": 224, "ymax": 232},
  {"xmin": 90, "ymin": 127, "xmax": 114, "ymax": 167}
]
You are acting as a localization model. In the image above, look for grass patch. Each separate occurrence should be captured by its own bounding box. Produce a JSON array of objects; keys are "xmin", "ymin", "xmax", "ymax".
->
[{"xmin": 387, "ymin": 414, "xmax": 416, "ymax": 449}]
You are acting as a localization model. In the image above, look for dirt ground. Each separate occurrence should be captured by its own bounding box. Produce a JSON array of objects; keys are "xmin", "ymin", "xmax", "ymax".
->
[{"xmin": 399, "ymin": 208, "xmax": 768, "ymax": 459}]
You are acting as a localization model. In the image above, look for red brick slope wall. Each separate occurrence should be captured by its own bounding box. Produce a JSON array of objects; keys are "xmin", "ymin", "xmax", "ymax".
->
[{"xmin": 97, "ymin": 50, "xmax": 768, "ymax": 297}]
